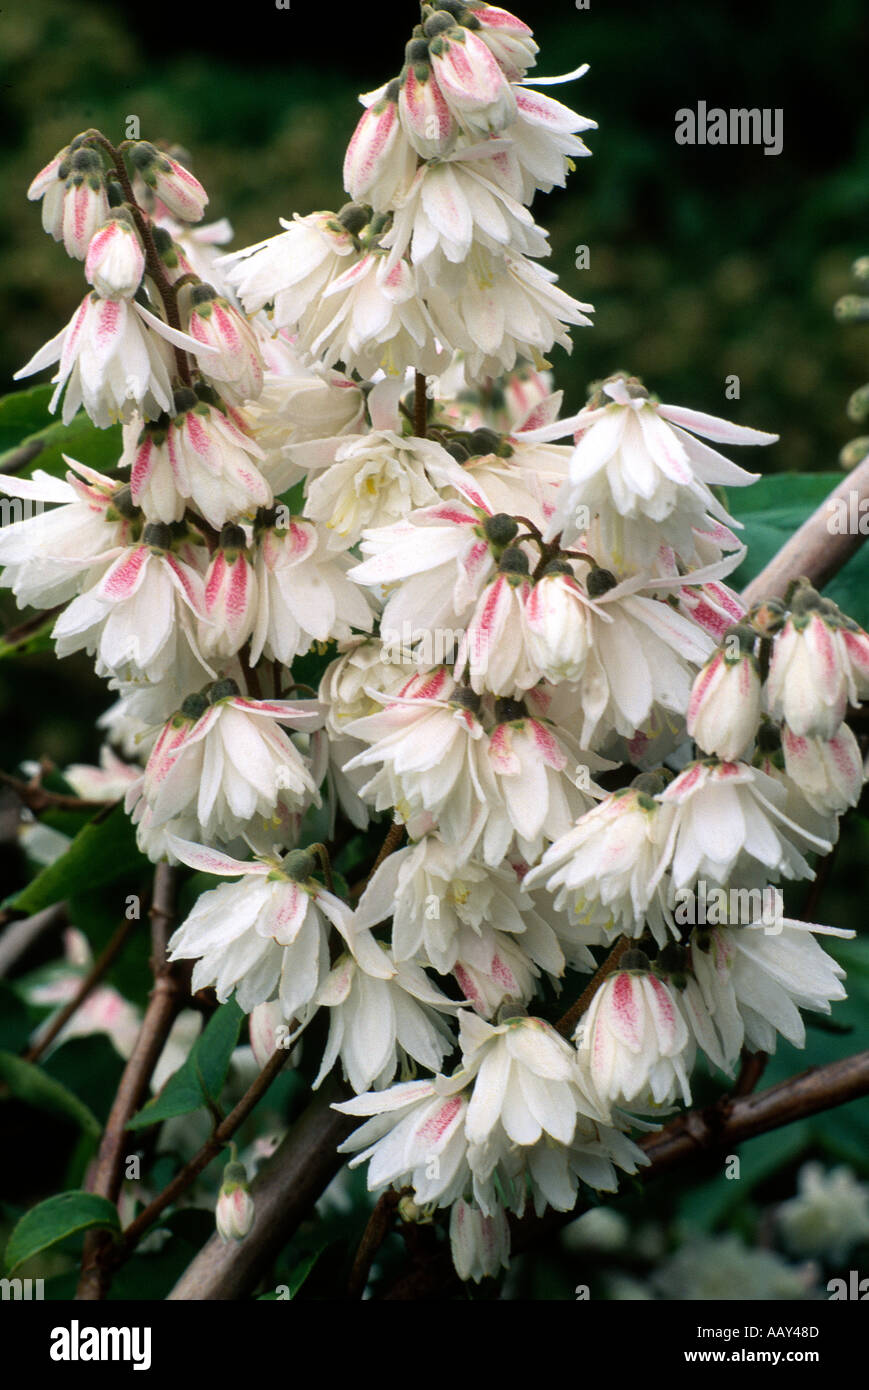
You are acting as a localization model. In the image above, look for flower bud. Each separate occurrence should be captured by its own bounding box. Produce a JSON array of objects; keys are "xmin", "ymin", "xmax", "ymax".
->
[
  {"xmin": 61, "ymin": 150, "xmax": 110, "ymax": 259},
  {"xmin": 199, "ymin": 531, "xmax": 258, "ymax": 659},
  {"xmin": 781, "ymin": 723, "xmax": 864, "ymax": 816},
  {"xmin": 187, "ymin": 285, "xmax": 264, "ymax": 405},
  {"xmin": 687, "ymin": 639, "xmax": 761, "ymax": 761},
  {"xmin": 129, "ymin": 141, "xmax": 208, "ymax": 222},
  {"xmin": 85, "ymin": 216, "xmax": 145, "ymax": 299},
  {"xmin": 428, "ymin": 25, "xmax": 517, "ymax": 135},
  {"xmin": 344, "ymin": 94, "xmax": 417, "ymax": 207},
  {"xmin": 248, "ymin": 1000, "xmax": 286, "ymax": 1069},
  {"xmin": 398, "ymin": 64, "xmax": 457, "ymax": 158},
  {"xmin": 216, "ymin": 1162, "xmax": 254, "ymax": 1242},
  {"xmin": 525, "ymin": 570, "xmax": 592, "ymax": 682}
]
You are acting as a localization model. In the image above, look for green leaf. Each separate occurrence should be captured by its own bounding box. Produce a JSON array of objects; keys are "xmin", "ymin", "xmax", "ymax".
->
[
  {"xmin": 4, "ymin": 804, "xmax": 148, "ymax": 914},
  {"xmin": 0, "ymin": 1052, "xmax": 101, "ymax": 1140},
  {"xmin": 0, "ymin": 385, "xmax": 54, "ymax": 454},
  {"xmin": 0, "ymin": 611, "xmax": 58, "ymax": 663},
  {"xmin": 730, "ymin": 471, "xmax": 869, "ymax": 627},
  {"xmin": 0, "ymin": 392, "xmax": 122, "ymax": 481},
  {"xmin": 127, "ymin": 999, "xmax": 244, "ymax": 1130},
  {"xmin": 4, "ymin": 1191, "xmax": 120, "ymax": 1273}
]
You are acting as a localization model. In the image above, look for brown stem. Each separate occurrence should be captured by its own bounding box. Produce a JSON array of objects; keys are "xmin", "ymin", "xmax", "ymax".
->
[
  {"xmin": 85, "ymin": 131, "xmax": 193, "ymax": 387},
  {"xmin": 76, "ymin": 865, "xmax": 185, "ymax": 1300},
  {"xmin": 346, "ymin": 1188, "xmax": 401, "ymax": 1299},
  {"xmin": 381, "ymin": 1048, "xmax": 869, "ymax": 1300},
  {"xmin": 1, "ymin": 605, "xmax": 65, "ymax": 649},
  {"xmin": 414, "ymin": 371, "xmax": 428, "ymax": 439},
  {"xmin": 732, "ymin": 1048, "xmax": 768, "ymax": 1098},
  {"xmin": 0, "ymin": 902, "xmax": 69, "ymax": 978},
  {"xmin": 113, "ymin": 1047, "xmax": 287, "ymax": 1263},
  {"xmin": 23, "ymin": 917, "xmax": 135, "ymax": 1065},
  {"xmin": 0, "ymin": 439, "xmax": 45, "ymax": 474},
  {"xmin": 555, "ymin": 936, "xmax": 631, "ymax": 1038},
  {"xmin": 355, "ymin": 820, "xmax": 404, "ymax": 898},
  {"xmin": 741, "ymin": 452, "xmax": 869, "ymax": 605},
  {"xmin": 0, "ymin": 769, "xmax": 114, "ymax": 816},
  {"xmin": 167, "ymin": 1076, "xmax": 355, "ymax": 1299}
]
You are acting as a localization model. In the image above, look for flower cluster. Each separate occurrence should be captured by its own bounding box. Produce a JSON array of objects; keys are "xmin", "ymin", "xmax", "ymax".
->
[{"xmin": 3, "ymin": 2, "xmax": 862, "ymax": 1287}]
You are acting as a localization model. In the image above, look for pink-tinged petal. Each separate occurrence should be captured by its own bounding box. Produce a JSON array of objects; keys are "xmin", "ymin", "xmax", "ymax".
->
[
  {"xmin": 96, "ymin": 545, "xmax": 150, "ymax": 601},
  {"xmin": 166, "ymin": 834, "xmax": 267, "ymax": 876},
  {"xmin": 656, "ymin": 403, "xmax": 779, "ymax": 446},
  {"xmin": 488, "ymin": 723, "xmax": 520, "ymax": 774},
  {"xmin": 165, "ymin": 555, "xmax": 207, "ymax": 615},
  {"xmin": 228, "ymin": 696, "xmax": 321, "ymax": 723},
  {"xmin": 603, "ymin": 973, "xmax": 643, "ymax": 1049},
  {"xmin": 529, "ymin": 718, "xmax": 567, "ymax": 770}
]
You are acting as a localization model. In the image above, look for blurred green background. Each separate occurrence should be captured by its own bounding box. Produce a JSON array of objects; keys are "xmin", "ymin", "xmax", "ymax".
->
[{"xmin": 0, "ymin": 0, "xmax": 867, "ymax": 769}]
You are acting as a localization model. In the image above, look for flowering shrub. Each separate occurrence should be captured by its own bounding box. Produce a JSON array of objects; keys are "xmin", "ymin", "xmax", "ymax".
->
[{"xmin": 1, "ymin": 2, "xmax": 867, "ymax": 1302}]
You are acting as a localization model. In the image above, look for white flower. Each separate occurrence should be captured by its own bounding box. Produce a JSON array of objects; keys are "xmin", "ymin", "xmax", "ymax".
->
[
  {"xmin": 525, "ymin": 784, "xmax": 676, "ymax": 948},
  {"xmin": 298, "ymin": 251, "xmax": 443, "ymax": 378},
  {"xmin": 84, "ymin": 216, "xmax": 145, "ymax": 299},
  {"xmin": 336, "ymin": 1078, "xmax": 473, "ymax": 1207},
  {"xmin": 687, "ymin": 637, "xmax": 762, "ymax": 761},
  {"xmin": 127, "ymin": 397, "xmax": 271, "ymax": 530},
  {"xmin": 345, "ymin": 669, "xmax": 495, "ymax": 851},
  {"xmin": 319, "ymin": 637, "xmax": 419, "ymax": 738},
  {"xmin": 186, "ymin": 289, "xmax": 264, "ymax": 406},
  {"xmin": 483, "ymin": 707, "xmax": 600, "ymax": 866},
  {"xmin": 657, "ymin": 758, "xmax": 834, "ymax": 891},
  {"xmin": 457, "ymin": 555, "xmax": 537, "ymax": 695},
  {"xmin": 248, "ymin": 1000, "xmax": 286, "ymax": 1069},
  {"xmin": 355, "ymin": 834, "xmax": 575, "ymax": 995},
  {"xmin": 52, "ymin": 528, "xmax": 213, "ymax": 685},
  {"xmin": 166, "ymin": 838, "xmax": 390, "ymax": 1016},
  {"xmin": 767, "ymin": 604, "xmax": 869, "ymax": 738},
  {"xmin": 0, "ymin": 459, "xmax": 136, "ymax": 608},
  {"xmin": 524, "ymin": 567, "xmax": 596, "ymax": 683},
  {"xmin": 504, "ymin": 85, "xmax": 596, "ymax": 199},
  {"xmin": 539, "ymin": 375, "xmax": 775, "ymax": 544},
  {"xmin": 246, "ymin": 344, "xmax": 364, "ymax": 473},
  {"xmin": 337, "ymin": 1015, "xmax": 647, "ymax": 1219},
  {"xmin": 222, "ymin": 211, "xmax": 357, "ymax": 324},
  {"xmin": 777, "ymin": 1163, "xmax": 869, "ymax": 1263},
  {"xmin": 460, "ymin": 1011, "xmax": 605, "ymax": 1154},
  {"xmin": 27, "ymin": 145, "xmax": 74, "ymax": 246},
  {"xmin": 344, "ymin": 89, "xmax": 418, "ymax": 206},
  {"xmin": 383, "ymin": 155, "xmax": 549, "ymax": 286},
  {"xmin": 425, "ymin": 251, "xmax": 593, "ymax": 378},
  {"xmin": 250, "ymin": 517, "xmax": 374, "ymax": 666},
  {"xmin": 199, "ymin": 530, "xmax": 259, "ymax": 659},
  {"xmin": 450, "ymin": 1198, "xmax": 511, "ymax": 1283},
  {"xmin": 14, "ymin": 294, "xmax": 208, "ymax": 429},
  {"xmin": 313, "ymin": 952, "xmax": 458, "ymax": 1095},
  {"xmin": 62, "ymin": 744, "xmax": 141, "ymax": 802},
  {"xmin": 688, "ymin": 917, "xmax": 852, "ymax": 1055},
  {"xmin": 534, "ymin": 567, "xmax": 715, "ymax": 749},
  {"xmin": 302, "ymin": 431, "xmax": 449, "ymax": 550},
  {"xmin": 781, "ymin": 722, "xmax": 864, "ymax": 816},
  {"xmin": 576, "ymin": 965, "xmax": 694, "ymax": 1108},
  {"xmin": 127, "ymin": 686, "xmax": 322, "ymax": 846}
]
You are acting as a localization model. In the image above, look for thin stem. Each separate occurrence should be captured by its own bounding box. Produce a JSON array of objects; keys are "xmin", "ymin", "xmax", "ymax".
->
[
  {"xmin": 113, "ymin": 1047, "xmax": 287, "ymax": 1263},
  {"xmin": 23, "ymin": 918, "xmax": 135, "ymax": 1065},
  {"xmin": 83, "ymin": 131, "xmax": 193, "ymax": 387},
  {"xmin": 347, "ymin": 1188, "xmax": 401, "ymax": 1299},
  {"xmin": 0, "ymin": 769, "xmax": 114, "ymax": 816},
  {"xmin": 413, "ymin": 371, "xmax": 428, "ymax": 438},
  {"xmin": 555, "ymin": 936, "xmax": 631, "ymax": 1038},
  {"xmin": 76, "ymin": 865, "xmax": 185, "ymax": 1300}
]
